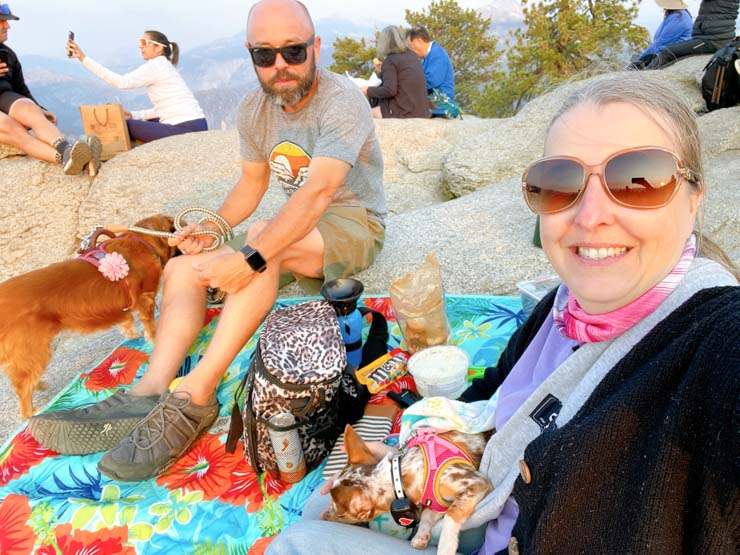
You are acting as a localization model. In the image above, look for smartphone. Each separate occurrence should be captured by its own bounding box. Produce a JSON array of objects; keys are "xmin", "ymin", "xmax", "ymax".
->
[
  {"xmin": 67, "ymin": 31, "xmax": 75, "ymax": 58},
  {"xmin": 387, "ymin": 388, "xmax": 423, "ymax": 408}
]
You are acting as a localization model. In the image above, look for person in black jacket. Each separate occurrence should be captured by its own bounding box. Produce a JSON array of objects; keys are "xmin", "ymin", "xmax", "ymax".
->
[
  {"xmin": 0, "ymin": 4, "xmax": 96, "ymax": 175},
  {"xmin": 362, "ymin": 25, "xmax": 430, "ymax": 119},
  {"xmin": 456, "ymin": 72, "xmax": 740, "ymax": 554},
  {"xmin": 646, "ymin": 0, "xmax": 739, "ymax": 68},
  {"xmin": 266, "ymin": 72, "xmax": 739, "ymax": 555}
]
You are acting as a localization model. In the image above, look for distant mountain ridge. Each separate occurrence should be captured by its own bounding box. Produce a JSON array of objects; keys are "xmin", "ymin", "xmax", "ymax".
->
[{"xmin": 19, "ymin": 13, "xmax": 524, "ymax": 135}]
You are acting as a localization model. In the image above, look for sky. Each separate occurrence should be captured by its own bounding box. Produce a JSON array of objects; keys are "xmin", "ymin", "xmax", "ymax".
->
[{"xmin": 2, "ymin": 0, "xmax": 725, "ymax": 62}]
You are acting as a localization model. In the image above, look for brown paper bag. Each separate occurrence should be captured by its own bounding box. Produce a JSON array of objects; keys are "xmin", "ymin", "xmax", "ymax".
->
[{"xmin": 79, "ymin": 104, "xmax": 132, "ymax": 161}]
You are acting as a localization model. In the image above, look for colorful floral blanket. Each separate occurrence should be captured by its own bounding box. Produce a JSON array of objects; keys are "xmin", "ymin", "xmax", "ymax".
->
[{"xmin": 0, "ymin": 295, "xmax": 523, "ymax": 555}]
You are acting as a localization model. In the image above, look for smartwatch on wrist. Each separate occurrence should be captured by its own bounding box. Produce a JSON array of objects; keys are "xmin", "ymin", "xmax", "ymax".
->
[{"xmin": 239, "ymin": 244, "xmax": 267, "ymax": 273}]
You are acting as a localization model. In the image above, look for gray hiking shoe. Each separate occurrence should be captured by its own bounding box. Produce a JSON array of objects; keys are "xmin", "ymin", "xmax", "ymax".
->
[
  {"xmin": 62, "ymin": 139, "xmax": 92, "ymax": 175},
  {"xmin": 86, "ymin": 134, "xmax": 102, "ymax": 177},
  {"xmin": 97, "ymin": 392, "xmax": 219, "ymax": 482},
  {"xmin": 27, "ymin": 390, "xmax": 160, "ymax": 455}
]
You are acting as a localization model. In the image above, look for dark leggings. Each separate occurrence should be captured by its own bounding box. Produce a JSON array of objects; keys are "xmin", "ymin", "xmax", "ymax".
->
[
  {"xmin": 126, "ymin": 117, "xmax": 208, "ymax": 143},
  {"xmin": 645, "ymin": 38, "xmax": 726, "ymax": 69}
]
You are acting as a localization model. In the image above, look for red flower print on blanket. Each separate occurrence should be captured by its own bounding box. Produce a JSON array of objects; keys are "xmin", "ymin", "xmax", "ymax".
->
[
  {"xmin": 363, "ymin": 297, "xmax": 396, "ymax": 321},
  {"xmin": 80, "ymin": 347, "xmax": 149, "ymax": 391},
  {"xmin": 0, "ymin": 428, "xmax": 58, "ymax": 486},
  {"xmin": 37, "ymin": 524, "xmax": 134, "ymax": 555},
  {"xmin": 157, "ymin": 433, "xmax": 240, "ymax": 500},
  {"xmin": 204, "ymin": 307, "xmax": 222, "ymax": 327},
  {"xmin": 219, "ymin": 458, "xmax": 289, "ymax": 512},
  {"xmin": 248, "ymin": 535, "xmax": 277, "ymax": 554},
  {"xmin": 0, "ymin": 494, "xmax": 36, "ymax": 555},
  {"xmin": 161, "ymin": 436, "xmax": 291, "ymax": 512}
]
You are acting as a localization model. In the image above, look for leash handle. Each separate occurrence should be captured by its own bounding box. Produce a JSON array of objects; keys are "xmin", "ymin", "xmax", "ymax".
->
[{"xmin": 126, "ymin": 207, "xmax": 235, "ymax": 253}]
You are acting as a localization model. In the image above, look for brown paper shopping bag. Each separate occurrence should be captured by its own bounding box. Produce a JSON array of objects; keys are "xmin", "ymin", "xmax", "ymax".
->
[{"xmin": 79, "ymin": 104, "xmax": 132, "ymax": 160}]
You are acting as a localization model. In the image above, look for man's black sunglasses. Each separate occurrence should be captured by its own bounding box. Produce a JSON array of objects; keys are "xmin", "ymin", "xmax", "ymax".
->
[{"xmin": 247, "ymin": 36, "xmax": 315, "ymax": 68}]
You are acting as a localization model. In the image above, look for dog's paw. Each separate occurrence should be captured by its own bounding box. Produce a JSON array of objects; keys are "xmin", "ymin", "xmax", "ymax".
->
[
  {"xmin": 410, "ymin": 532, "xmax": 431, "ymax": 549},
  {"xmin": 436, "ymin": 537, "xmax": 458, "ymax": 555},
  {"xmin": 119, "ymin": 324, "xmax": 141, "ymax": 340}
]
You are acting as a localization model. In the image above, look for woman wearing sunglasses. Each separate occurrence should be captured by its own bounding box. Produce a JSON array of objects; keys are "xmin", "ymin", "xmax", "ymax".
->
[
  {"xmin": 67, "ymin": 30, "xmax": 206, "ymax": 143},
  {"xmin": 267, "ymin": 72, "xmax": 738, "ymax": 555}
]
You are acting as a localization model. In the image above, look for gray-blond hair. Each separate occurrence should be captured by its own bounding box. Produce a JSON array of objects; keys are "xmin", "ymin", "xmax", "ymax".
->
[
  {"xmin": 377, "ymin": 25, "xmax": 408, "ymax": 59},
  {"xmin": 549, "ymin": 72, "xmax": 737, "ymax": 279}
]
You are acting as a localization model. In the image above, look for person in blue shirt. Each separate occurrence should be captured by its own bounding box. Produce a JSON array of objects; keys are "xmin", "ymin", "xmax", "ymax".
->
[
  {"xmin": 630, "ymin": 0, "xmax": 693, "ymax": 69},
  {"xmin": 405, "ymin": 25, "xmax": 455, "ymax": 117},
  {"xmin": 645, "ymin": 0, "xmax": 739, "ymax": 69}
]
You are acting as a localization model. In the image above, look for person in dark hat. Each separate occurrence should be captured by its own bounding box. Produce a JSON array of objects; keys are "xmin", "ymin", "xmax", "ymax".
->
[
  {"xmin": 0, "ymin": 3, "xmax": 99, "ymax": 175},
  {"xmin": 629, "ymin": 0, "xmax": 694, "ymax": 69},
  {"xmin": 645, "ymin": 0, "xmax": 739, "ymax": 69}
]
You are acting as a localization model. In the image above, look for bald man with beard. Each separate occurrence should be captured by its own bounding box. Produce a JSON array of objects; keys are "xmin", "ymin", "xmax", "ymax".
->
[{"xmin": 28, "ymin": 0, "xmax": 386, "ymax": 482}]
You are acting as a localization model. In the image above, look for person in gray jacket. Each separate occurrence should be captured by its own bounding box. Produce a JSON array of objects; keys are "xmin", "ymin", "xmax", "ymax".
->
[
  {"xmin": 647, "ymin": 0, "xmax": 739, "ymax": 68},
  {"xmin": 362, "ymin": 26, "xmax": 430, "ymax": 119}
]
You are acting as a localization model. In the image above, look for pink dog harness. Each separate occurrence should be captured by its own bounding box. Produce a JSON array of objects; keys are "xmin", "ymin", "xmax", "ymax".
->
[
  {"xmin": 405, "ymin": 429, "xmax": 475, "ymax": 512},
  {"xmin": 77, "ymin": 229, "xmax": 162, "ymax": 311}
]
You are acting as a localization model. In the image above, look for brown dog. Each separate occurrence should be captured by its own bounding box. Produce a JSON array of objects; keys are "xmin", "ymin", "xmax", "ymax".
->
[
  {"xmin": 0, "ymin": 214, "xmax": 177, "ymax": 419},
  {"xmin": 325, "ymin": 425, "xmax": 493, "ymax": 555}
]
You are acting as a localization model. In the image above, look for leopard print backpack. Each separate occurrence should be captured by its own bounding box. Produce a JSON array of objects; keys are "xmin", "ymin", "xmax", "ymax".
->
[{"xmin": 225, "ymin": 300, "xmax": 348, "ymax": 474}]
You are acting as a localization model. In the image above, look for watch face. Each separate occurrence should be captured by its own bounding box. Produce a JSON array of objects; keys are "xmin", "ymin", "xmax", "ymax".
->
[{"xmin": 241, "ymin": 245, "xmax": 266, "ymax": 272}]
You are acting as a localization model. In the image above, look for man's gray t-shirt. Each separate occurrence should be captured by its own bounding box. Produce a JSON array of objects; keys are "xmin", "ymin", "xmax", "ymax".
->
[{"xmin": 238, "ymin": 68, "xmax": 386, "ymax": 222}]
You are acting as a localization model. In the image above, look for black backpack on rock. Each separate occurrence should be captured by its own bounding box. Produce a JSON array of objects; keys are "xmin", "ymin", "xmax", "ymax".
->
[{"xmin": 701, "ymin": 37, "xmax": 740, "ymax": 111}]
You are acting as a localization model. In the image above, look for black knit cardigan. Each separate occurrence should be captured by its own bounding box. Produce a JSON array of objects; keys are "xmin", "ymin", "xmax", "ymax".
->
[{"xmin": 460, "ymin": 286, "xmax": 740, "ymax": 554}]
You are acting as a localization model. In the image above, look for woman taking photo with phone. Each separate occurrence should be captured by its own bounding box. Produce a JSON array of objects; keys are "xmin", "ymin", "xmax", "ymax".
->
[{"xmin": 67, "ymin": 30, "xmax": 207, "ymax": 143}]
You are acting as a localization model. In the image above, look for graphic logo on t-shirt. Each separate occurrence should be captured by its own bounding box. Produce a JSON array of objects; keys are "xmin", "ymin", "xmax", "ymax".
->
[
  {"xmin": 269, "ymin": 141, "xmax": 311, "ymax": 196},
  {"xmin": 529, "ymin": 394, "xmax": 562, "ymax": 431}
]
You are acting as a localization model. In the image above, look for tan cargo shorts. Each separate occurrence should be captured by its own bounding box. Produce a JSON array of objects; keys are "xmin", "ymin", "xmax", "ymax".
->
[{"xmin": 286, "ymin": 205, "xmax": 385, "ymax": 294}]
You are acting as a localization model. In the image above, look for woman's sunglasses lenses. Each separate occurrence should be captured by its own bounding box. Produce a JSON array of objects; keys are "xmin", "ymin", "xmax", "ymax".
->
[
  {"xmin": 524, "ymin": 159, "xmax": 584, "ymax": 214},
  {"xmin": 603, "ymin": 149, "xmax": 679, "ymax": 208},
  {"xmin": 139, "ymin": 38, "xmax": 165, "ymax": 48},
  {"xmin": 524, "ymin": 149, "xmax": 681, "ymax": 213},
  {"xmin": 250, "ymin": 44, "xmax": 308, "ymax": 67}
]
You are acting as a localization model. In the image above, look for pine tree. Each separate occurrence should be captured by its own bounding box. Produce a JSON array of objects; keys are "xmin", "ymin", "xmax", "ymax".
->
[
  {"xmin": 473, "ymin": 0, "xmax": 650, "ymax": 117},
  {"xmin": 328, "ymin": 36, "xmax": 378, "ymax": 78}
]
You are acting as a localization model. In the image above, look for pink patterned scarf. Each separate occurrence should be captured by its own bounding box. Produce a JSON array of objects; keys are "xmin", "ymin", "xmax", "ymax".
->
[{"xmin": 553, "ymin": 234, "xmax": 696, "ymax": 343}]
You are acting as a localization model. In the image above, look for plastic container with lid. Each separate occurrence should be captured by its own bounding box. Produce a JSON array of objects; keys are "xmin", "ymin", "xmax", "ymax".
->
[
  {"xmin": 407, "ymin": 345, "xmax": 470, "ymax": 399},
  {"xmin": 516, "ymin": 274, "xmax": 561, "ymax": 317}
]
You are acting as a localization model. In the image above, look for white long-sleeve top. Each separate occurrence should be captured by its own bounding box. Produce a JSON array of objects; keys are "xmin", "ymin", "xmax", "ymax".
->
[{"xmin": 82, "ymin": 55, "xmax": 205, "ymax": 125}]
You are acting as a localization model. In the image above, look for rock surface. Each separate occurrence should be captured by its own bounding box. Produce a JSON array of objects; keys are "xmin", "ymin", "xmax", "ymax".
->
[
  {"xmin": 0, "ymin": 56, "xmax": 737, "ymax": 444},
  {"xmin": 0, "ymin": 142, "xmax": 25, "ymax": 159}
]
